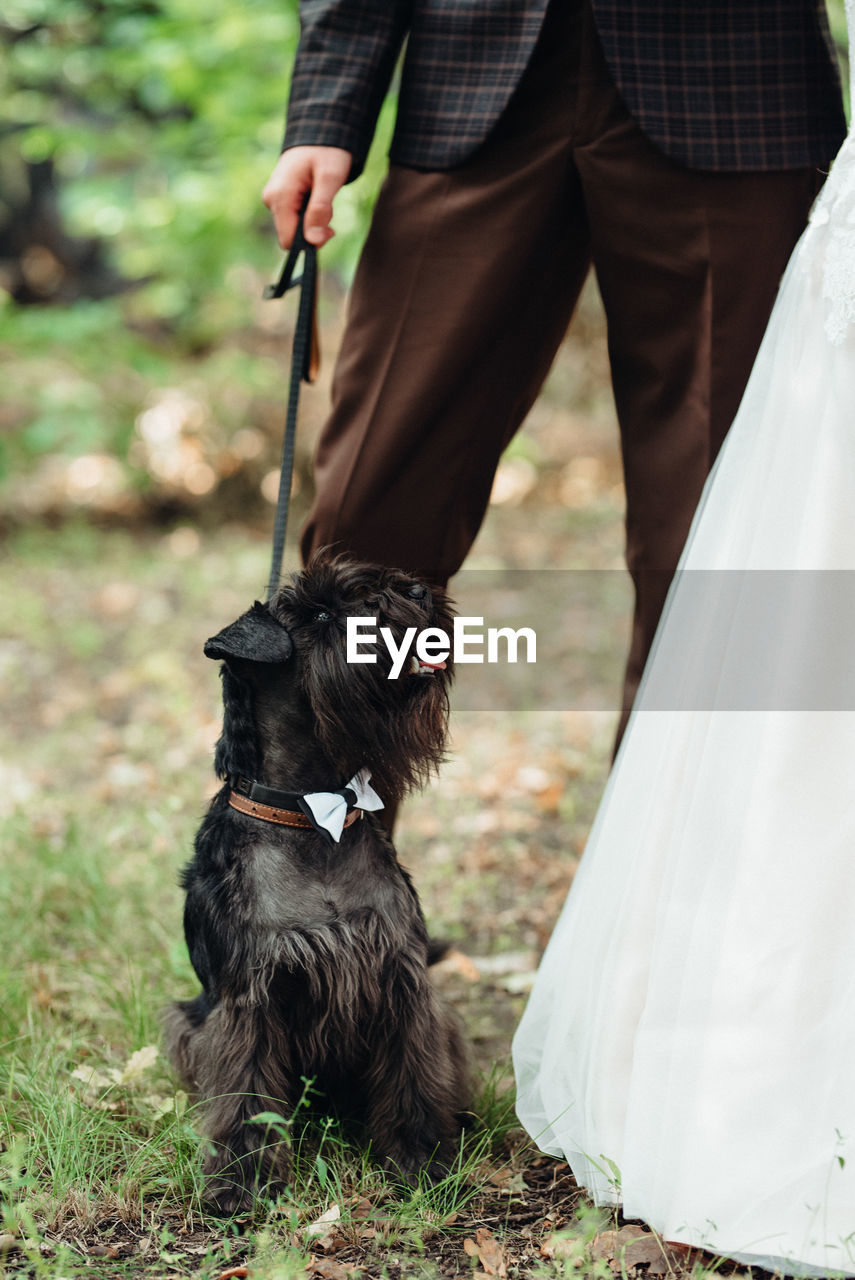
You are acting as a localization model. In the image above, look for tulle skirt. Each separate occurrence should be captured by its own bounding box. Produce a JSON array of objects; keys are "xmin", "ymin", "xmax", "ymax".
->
[{"xmin": 513, "ymin": 157, "xmax": 855, "ymax": 1277}]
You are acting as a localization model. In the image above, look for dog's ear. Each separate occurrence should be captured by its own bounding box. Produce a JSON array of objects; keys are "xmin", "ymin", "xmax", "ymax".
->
[{"xmin": 204, "ymin": 602, "xmax": 293, "ymax": 663}]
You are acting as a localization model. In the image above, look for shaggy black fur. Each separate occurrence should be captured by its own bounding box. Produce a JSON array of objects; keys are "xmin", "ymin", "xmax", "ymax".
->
[{"xmin": 164, "ymin": 555, "xmax": 468, "ymax": 1213}]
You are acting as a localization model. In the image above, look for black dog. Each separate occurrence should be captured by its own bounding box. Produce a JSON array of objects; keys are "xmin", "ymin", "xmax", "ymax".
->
[{"xmin": 165, "ymin": 555, "xmax": 468, "ymax": 1213}]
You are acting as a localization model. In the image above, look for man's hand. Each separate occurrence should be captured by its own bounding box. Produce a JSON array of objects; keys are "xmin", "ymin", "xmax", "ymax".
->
[{"xmin": 262, "ymin": 146, "xmax": 353, "ymax": 249}]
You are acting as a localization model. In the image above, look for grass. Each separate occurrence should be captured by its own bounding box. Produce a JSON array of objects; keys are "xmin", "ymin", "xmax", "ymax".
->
[
  {"xmin": 0, "ymin": 521, "xmax": 737, "ymax": 1278},
  {"xmin": 0, "ymin": 804, "xmax": 526, "ymax": 1277}
]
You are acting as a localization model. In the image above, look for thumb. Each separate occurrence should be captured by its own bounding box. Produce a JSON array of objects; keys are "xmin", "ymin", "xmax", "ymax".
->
[{"xmin": 303, "ymin": 166, "xmax": 346, "ymax": 247}]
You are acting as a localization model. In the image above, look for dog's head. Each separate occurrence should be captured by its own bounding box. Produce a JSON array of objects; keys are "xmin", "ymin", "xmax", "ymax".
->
[{"xmin": 204, "ymin": 553, "xmax": 454, "ymax": 804}]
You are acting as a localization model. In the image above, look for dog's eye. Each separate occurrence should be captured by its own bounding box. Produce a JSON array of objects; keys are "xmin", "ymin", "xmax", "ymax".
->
[
  {"xmin": 407, "ymin": 584, "xmax": 427, "ymax": 601},
  {"xmin": 316, "ymin": 611, "xmax": 331, "ymax": 622}
]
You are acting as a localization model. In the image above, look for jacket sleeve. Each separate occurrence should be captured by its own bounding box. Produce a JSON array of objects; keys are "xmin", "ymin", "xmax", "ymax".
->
[{"xmin": 283, "ymin": 0, "xmax": 412, "ymax": 179}]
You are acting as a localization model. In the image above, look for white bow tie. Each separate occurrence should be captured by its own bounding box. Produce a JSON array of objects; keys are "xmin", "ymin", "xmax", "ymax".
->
[{"xmin": 302, "ymin": 769, "xmax": 384, "ymax": 842}]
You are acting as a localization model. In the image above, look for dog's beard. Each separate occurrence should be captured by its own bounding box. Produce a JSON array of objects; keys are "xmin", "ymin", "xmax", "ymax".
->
[
  {"xmin": 301, "ymin": 636, "xmax": 450, "ymax": 805},
  {"xmin": 261, "ymin": 556, "xmax": 453, "ymax": 803}
]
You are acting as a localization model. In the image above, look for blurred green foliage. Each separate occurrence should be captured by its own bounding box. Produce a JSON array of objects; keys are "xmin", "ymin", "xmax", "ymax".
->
[
  {"xmin": 0, "ymin": 0, "xmax": 394, "ymax": 502},
  {"xmin": 828, "ymin": 0, "xmax": 851, "ymax": 113},
  {"xmin": 1, "ymin": 0, "xmax": 392, "ymax": 337},
  {"xmin": 0, "ymin": 0, "xmax": 849, "ymax": 513}
]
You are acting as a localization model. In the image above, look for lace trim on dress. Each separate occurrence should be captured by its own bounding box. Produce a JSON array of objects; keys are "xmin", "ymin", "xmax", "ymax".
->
[
  {"xmin": 821, "ymin": 217, "xmax": 855, "ymax": 345},
  {"xmin": 806, "ymin": 142, "xmax": 855, "ymax": 346}
]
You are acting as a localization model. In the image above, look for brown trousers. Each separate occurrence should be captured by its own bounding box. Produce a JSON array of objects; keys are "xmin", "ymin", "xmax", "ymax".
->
[{"xmin": 301, "ymin": 0, "xmax": 822, "ymax": 737}]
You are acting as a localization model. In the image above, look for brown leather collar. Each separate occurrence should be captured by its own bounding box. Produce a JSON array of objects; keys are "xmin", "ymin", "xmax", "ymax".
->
[{"xmin": 228, "ymin": 789, "xmax": 363, "ymax": 830}]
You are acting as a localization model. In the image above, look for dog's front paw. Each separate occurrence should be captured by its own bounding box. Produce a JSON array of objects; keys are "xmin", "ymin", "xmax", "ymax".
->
[
  {"xmin": 202, "ymin": 1175, "xmax": 255, "ymax": 1217},
  {"xmin": 201, "ymin": 1139, "xmax": 291, "ymax": 1216},
  {"xmin": 201, "ymin": 1149, "xmax": 265, "ymax": 1217}
]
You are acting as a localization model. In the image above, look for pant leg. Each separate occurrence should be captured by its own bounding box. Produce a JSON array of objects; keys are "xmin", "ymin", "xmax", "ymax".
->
[
  {"xmin": 571, "ymin": 13, "xmax": 822, "ymax": 742},
  {"xmin": 300, "ymin": 1, "xmax": 592, "ymax": 585}
]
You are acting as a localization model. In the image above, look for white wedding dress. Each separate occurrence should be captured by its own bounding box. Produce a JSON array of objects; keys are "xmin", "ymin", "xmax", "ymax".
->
[{"xmin": 513, "ymin": 5, "xmax": 855, "ymax": 1275}]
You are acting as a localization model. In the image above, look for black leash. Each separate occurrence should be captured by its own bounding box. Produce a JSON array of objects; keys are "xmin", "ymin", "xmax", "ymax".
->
[{"xmin": 262, "ymin": 206, "xmax": 318, "ymax": 601}]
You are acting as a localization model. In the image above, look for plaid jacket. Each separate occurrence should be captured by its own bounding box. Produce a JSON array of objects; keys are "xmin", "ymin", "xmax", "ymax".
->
[{"xmin": 283, "ymin": 1, "xmax": 846, "ymax": 174}]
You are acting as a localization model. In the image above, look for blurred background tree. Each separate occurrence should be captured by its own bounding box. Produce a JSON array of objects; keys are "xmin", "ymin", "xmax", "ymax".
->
[
  {"xmin": 0, "ymin": 0, "xmax": 394, "ymax": 525},
  {"xmin": 1, "ymin": 0, "xmax": 393, "ymax": 318},
  {"xmin": 0, "ymin": 0, "xmax": 847, "ymax": 528}
]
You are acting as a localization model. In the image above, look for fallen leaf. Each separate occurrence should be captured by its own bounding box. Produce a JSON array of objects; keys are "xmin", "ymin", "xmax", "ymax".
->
[
  {"xmin": 119, "ymin": 1045, "xmax": 159, "ymax": 1083},
  {"xmin": 71, "ymin": 1065, "xmax": 113, "ymax": 1091},
  {"xmin": 486, "ymin": 1164, "xmax": 528, "ymax": 1195},
  {"xmin": 664, "ymin": 1239, "xmax": 696, "ymax": 1257},
  {"xmin": 535, "ymin": 781, "xmax": 564, "ymax": 812},
  {"xmin": 87, "ymin": 1244, "xmax": 119, "ymax": 1258},
  {"xmin": 514, "ymin": 764, "xmax": 552, "ymax": 793},
  {"xmin": 592, "ymin": 1225, "xmax": 684, "ymax": 1276},
  {"xmin": 305, "ymin": 1203, "xmax": 342, "ymax": 1237},
  {"xmin": 497, "ymin": 971, "xmax": 537, "ymax": 994},
  {"xmin": 217, "ymin": 1268, "xmax": 249, "ymax": 1280},
  {"xmin": 93, "ymin": 582, "xmax": 141, "ymax": 618},
  {"xmin": 305, "ymin": 1257, "xmax": 361, "ymax": 1280},
  {"xmin": 313, "ymin": 1231, "xmax": 347, "ymax": 1256},
  {"xmin": 463, "ymin": 1228, "xmax": 507, "ymax": 1278},
  {"xmin": 540, "ymin": 1234, "xmax": 579, "ymax": 1261},
  {"xmin": 435, "ymin": 949, "xmax": 481, "ymax": 982},
  {"xmin": 348, "ymin": 1196, "xmax": 373, "ymax": 1220},
  {"xmin": 470, "ymin": 951, "xmax": 536, "ymax": 977}
]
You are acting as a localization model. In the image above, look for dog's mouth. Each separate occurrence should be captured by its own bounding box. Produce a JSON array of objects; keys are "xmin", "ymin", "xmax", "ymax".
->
[{"xmin": 409, "ymin": 656, "xmax": 448, "ymax": 677}]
